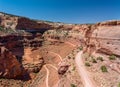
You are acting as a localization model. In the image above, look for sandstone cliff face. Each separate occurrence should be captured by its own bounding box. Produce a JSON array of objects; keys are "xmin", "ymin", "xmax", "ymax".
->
[
  {"xmin": 0, "ymin": 47, "xmax": 24, "ymax": 79},
  {"xmin": 16, "ymin": 17, "xmax": 52, "ymax": 30},
  {"xmin": 0, "ymin": 35, "xmax": 43, "ymax": 49},
  {"xmin": 22, "ymin": 48, "xmax": 44, "ymax": 73},
  {"xmin": 0, "ymin": 34, "xmax": 44, "ymax": 79},
  {"xmin": 85, "ymin": 21, "xmax": 120, "ymax": 57}
]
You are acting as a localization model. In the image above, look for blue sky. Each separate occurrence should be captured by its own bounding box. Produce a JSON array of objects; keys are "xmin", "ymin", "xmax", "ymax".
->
[{"xmin": 0, "ymin": 0, "xmax": 120, "ymax": 24}]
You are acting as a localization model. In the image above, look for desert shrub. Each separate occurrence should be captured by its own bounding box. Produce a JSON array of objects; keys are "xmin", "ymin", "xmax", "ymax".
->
[
  {"xmin": 68, "ymin": 56, "xmax": 71, "ymax": 59},
  {"xmin": 85, "ymin": 62, "xmax": 91, "ymax": 67},
  {"xmin": 71, "ymin": 84, "xmax": 76, "ymax": 87},
  {"xmin": 97, "ymin": 56, "xmax": 104, "ymax": 61},
  {"xmin": 72, "ymin": 66, "xmax": 76, "ymax": 71},
  {"xmin": 91, "ymin": 57, "xmax": 97, "ymax": 63},
  {"xmin": 34, "ymin": 67, "xmax": 39, "ymax": 73},
  {"xmin": 7, "ymin": 22, "xmax": 13, "ymax": 26},
  {"xmin": 109, "ymin": 54, "xmax": 116, "ymax": 60},
  {"xmin": 0, "ymin": 26, "xmax": 4, "ymax": 31},
  {"xmin": 79, "ymin": 46, "xmax": 83, "ymax": 50},
  {"xmin": 0, "ymin": 26, "xmax": 15, "ymax": 34},
  {"xmin": 101, "ymin": 65, "xmax": 108, "ymax": 72}
]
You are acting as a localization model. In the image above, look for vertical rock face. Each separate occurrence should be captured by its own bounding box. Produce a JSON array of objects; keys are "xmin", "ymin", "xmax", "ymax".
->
[
  {"xmin": 22, "ymin": 48, "xmax": 44, "ymax": 73},
  {"xmin": 0, "ymin": 34, "xmax": 44, "ymax": 79},
  {"xmin": 16, "ymin": 17, "xmax": 52, "ymax": 30},
  {"xmin": 0, "ymin": 47, "xmax": 24, "ymax": 79},
  {"xmin": 85, "ymin": 21, "xmax": 120, "ymax": 56}
]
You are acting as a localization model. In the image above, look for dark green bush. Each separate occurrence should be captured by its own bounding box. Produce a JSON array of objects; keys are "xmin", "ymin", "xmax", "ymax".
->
[
  {"xmin": 79, "ymin": 46, "xmax": 83, "ymax": 50},
  {"xmin": 71, "ymin": 84, "xmax": 76, "ymax": 87},
  {"xmin": 97, "ymin": 56, "xmax": 104, "ymax": 61},
  {"xmin": 109, "ymin": 54, "xmax": 116, "ymax": 60},
  {"xmin": 85, "ymin": 62, "xmax": 91, "ymax": 67},
  {"xmin": 101, "ymin": 65, "xmax": 108, "ymax": 72},
  {"xmin": 91, "ymin": 58, "xmax": 97, "ymax": 63}
]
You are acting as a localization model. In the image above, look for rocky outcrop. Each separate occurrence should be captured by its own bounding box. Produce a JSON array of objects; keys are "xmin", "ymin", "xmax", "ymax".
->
[
  {"xmin": 0, "ymin": 35, "xmax": 43, "ymax": 49},
  {"xmin": 0, "ymin": 13, "xmax": 18, "ymax": 29},
  {"xmin": 22, "ymin": 48, "xmax": 44, "ymax": 73},
  {"xmin": 16, "ymin": 17, "xmax": 52, "ymax": 30},
  {"xmin": 58, "ymin": 65, "xmax": 69, "ymax": 75},
  {"xmin": 0, "ymin": 47, "xmax": 24, "ymax": 79},
  {"xmin": 85, "ymin": 21, "xmax": 120, "ymax": 57},
  {"xmin": 0, "ymin": 34, "xmax": 44, "ymax": 80}
]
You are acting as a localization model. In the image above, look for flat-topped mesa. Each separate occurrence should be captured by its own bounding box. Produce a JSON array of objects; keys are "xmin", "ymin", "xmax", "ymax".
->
[
  {"xmin": 0, "ymin": 12, "xmax": 53, "ymax": 31},
  {"xmin": 97, "ymin": 20, "xmax": 120, "ymax": 26},
  {"xmin": 0, "ymin": 12, "xmax": 89, "ymax": 32},
  {"xmin": 16, "ymin": 17, "xmax": 52, "ymax": 30}
]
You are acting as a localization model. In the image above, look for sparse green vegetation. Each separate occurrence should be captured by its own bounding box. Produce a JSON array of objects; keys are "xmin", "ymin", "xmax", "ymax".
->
[
  {"xmin": 91, "ymin": 57, "xmax": 97, "ymax": 63},
  {"xmin": 68, "ymin": 56, "xmax": 71, "ymax": 59},
  {"xmin": 7, "ymin": 22, "xmax": 13, "ymax": 26},
  {"xmin": 71, "ymin": 84, "xmax": 76, "ymax": 87},
  {"xmin": 0, "ymin": 26, "xmax": 16, "ymax": 34},
  {"xmin": 79, "ymin": 46, "xmax": 83, "ymax": 50},
  {"xmin": 85, "ymin": 62, "xmax": 91, "ymax": 67},
  {"xmin": 118, "ymin": 82, "xmax": 120, "ymax": 87},
  {"xmin": 109, "ymin": 54, "xmax": 116, "ymax": 60},
  {"xmin": 97, "ymin": 56, "xmax": 104, "ymax": 61},
  {"xmin": 0, "ymin": 26, "xmax": 4, "ymax": 31},
  {"xmin": 64, "ymin": 31, "xmax": 69, "ymax": 36},
  {"xmin": 101, "ymin": 65, "xmax": 108, "ymax": 72},
  {"xmin": 72, "ymin": 66, "xmax": 76, "ymax": 71}
]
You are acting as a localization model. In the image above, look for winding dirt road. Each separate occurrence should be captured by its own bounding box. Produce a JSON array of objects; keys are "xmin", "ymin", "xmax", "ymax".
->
[
  {"xmin": 43, "ymin": 51, "xmax": 62, "ymax": 87},
  {"xmin": 49, "ymin": 51, "xmax": 62, "ymax": 61},
  {"xmin": 44, "ymin": 65, "xmax": 49, "ymax": 87},
  {"xmin": 75, "ymin": 51, "xmax": 97, "ymax": 87},
  {"xmin": 44, "ymin": 64, "xmax": 58, "ymax": 87},
  {"xmin": 39, "ymin": 41, "xmax": 76, "ymax": 87},
  {"xmin": 65, "ymin": 41, "xmax": 76, "ymax": 47}
]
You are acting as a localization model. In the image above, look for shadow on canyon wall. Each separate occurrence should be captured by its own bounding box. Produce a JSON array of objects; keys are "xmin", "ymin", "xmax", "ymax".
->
[{"xmin": 0, "ymin": 35, "xmax": 31, "ymax": 81}]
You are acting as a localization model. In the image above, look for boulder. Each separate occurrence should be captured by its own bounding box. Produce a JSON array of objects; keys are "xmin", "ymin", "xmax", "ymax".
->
[{"xmin": 58, "ymin": 65, "xmax": 69, "ymax": 75}]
